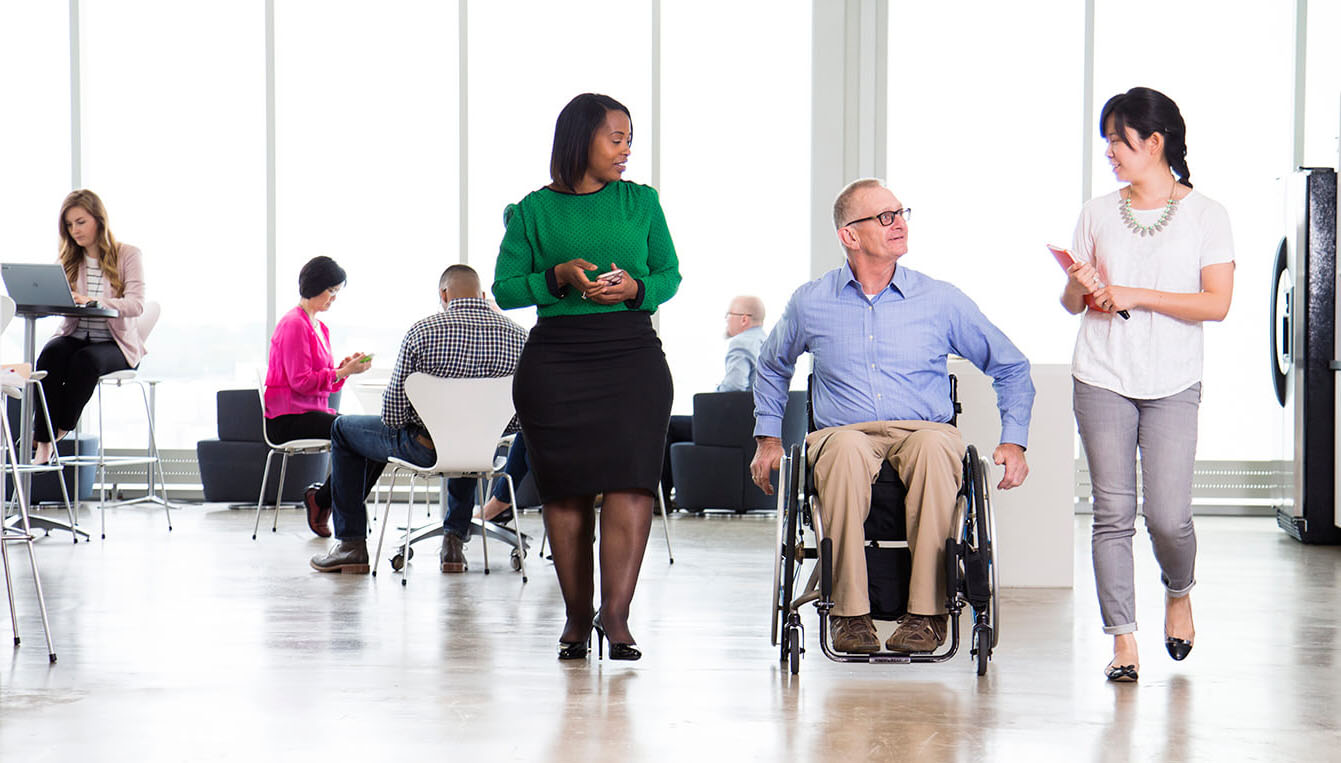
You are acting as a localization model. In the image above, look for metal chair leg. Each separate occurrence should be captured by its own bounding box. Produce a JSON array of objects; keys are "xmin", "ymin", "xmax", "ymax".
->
[
  {"xmin": 657, "ymin": 486, "xmax": 674, "ymax": 564},
  {"xmin": 503, "ymin": 474, "xmax": 528, "ymax": 583},
  {"xmin": 1, "ymin": 526, "xmax": 18, "ymax": 645},
  {"xmin": 96, "ymin": 384, "xmax": 106, "ymax": 539},
  {"xmin": 252, "ymin": 450, "xmax": 276, "ymax": 540},
  {"xmin": 32, "ymin": 381, "xmax": 76, "ymax": 539},
  {"xmin": 401, "ymin": 475, "xmax": 416, "ymax": 586},
  {"xmin": 372, "ymin": 469, "xmax": 400, "ymax": 578},
  {"xmin": 478, "ymin": 478, "xmax": 490, "ymax": 575},
  {"xmin": 2, "ymin": 414, "xmax": 56, "ymax": 660},
  {"xmin": 272, "ymin": 452, "xmax": 291, "ymax": 533},
  {"xmin": 136, "ymin": 381, "xmax": 172, "ymax": 530}
]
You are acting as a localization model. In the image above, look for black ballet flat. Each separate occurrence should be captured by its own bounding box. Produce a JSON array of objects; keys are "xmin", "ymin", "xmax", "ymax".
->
[
  {"xmin": 1105, "ymin": 663, "xmax": 1139, "ymax": 682},
  {"xmin": 593, "ymin": 614, "xmax": 642, "ymax": 662},
  {"xmin": 557, "ymin": 637, "xmax": 590, "ymax": 661},
  {"xmin": 1165, "ymin": 637, "xmax": 1193, "ymax": 661}
]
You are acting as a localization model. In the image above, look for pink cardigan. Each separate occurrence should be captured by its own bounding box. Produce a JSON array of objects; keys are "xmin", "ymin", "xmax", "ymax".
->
[
  {"xmin": 264, "ymin": 305, "xmax": 346, "ymax": 418},
  {"xmin": 53, "ymin": 243, "xmax": 149, "ymax": 367}
]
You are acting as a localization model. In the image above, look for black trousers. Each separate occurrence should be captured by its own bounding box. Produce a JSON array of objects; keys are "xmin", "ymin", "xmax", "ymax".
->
[
  {"xmin": 265, "ymin": 410, "xmax": 339, "ymax": 506},
  {"xmin": 34, "ymin": 336, "xmax": 132, "ymax": 443}
]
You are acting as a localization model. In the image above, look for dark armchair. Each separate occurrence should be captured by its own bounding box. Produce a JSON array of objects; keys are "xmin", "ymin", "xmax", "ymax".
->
[
  {"xmin": 669, "ymin": 389, "xmax": 807, "ymax": 513},
  {"xmin": 195, "ymin": 389, "xmax": 335, "ymax": 504}
]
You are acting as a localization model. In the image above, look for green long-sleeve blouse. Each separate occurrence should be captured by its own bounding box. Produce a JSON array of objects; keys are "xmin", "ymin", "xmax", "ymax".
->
[{"xmin": 492, "ymin": 180, "xmax": 681, "ymax": 316}]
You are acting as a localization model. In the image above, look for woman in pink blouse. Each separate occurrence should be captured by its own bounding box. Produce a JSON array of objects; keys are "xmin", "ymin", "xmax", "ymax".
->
[{"xmin": 265, "ymin": 256, "xmax": 370, "ymax": 536}]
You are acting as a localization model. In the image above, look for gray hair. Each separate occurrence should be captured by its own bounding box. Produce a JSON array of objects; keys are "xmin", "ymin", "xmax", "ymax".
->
[{"xmin": 832, "ymin": 178, "xmax": 886, "ymax": 229}]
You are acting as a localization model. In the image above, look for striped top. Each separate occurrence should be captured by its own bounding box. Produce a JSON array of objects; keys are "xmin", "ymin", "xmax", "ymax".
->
[{"xmin": 76, "ymin": 256, "xmax": 113, "ymax": 342}]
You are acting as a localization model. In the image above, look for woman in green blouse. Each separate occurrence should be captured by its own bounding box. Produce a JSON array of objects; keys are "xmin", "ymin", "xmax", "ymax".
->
[{"xmin": 494, "ymin": 93, "xmax": 681, "ymax": 662}]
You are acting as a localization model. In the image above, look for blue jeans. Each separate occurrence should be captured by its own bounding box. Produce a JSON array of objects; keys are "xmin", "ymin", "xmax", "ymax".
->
[
  {"xmin": 444, "ymin": 434, "xmax": 530, "ymax": 533},
  {"xmin": 329, "ymin": 415, "xmax": 436, "ymax": 541}
]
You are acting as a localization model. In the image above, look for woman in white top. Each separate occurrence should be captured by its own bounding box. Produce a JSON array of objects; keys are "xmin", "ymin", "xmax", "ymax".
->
[
  {"xmin": 1061, "ymin": 87, "xmax": 1234, "ymax": 682},
  {"xmin": 34, "ymin": 190, "xmax": 149, "ymax": 465}
]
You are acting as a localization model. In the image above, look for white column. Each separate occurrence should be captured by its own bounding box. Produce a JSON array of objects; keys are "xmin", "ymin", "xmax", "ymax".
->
[{"xmin": 810, "ymin": 0, "xmax": 887, "ymax": 280}]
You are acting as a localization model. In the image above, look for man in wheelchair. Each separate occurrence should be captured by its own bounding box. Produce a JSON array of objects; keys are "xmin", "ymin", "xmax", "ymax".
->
[{"xmin": 751, "ymin": 179, "xmax": 1034, "ymax": 654}]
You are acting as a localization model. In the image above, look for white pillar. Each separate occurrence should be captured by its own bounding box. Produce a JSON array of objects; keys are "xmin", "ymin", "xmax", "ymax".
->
[{"xmin": 810, "ymin": 0, "xmax": 886, "ymax": 279}]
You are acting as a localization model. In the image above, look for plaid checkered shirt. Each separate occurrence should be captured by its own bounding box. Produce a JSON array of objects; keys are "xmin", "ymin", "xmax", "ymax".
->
[{"xmin": 381, "ymin": 298, "xmax": 528, "ymax": 432}]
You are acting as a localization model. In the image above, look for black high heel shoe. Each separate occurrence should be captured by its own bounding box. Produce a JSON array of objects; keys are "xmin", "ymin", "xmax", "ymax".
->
[
  {"xmin": 592, "ymin": 614, "xmax": 642, "ymax": 661},
  {"xmin": 557, "ymin": 637, "xmax": 590, "ymax": 661},
  {"xmin": 1165, "ymin": 636, "xmax": 1193, "ymax": 661}
]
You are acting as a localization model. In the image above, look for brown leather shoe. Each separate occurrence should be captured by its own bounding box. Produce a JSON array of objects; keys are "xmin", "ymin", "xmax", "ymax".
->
[
  {"xmin": 440, "ymin": 534, "xmax": 468, "ymax": 573},
  {"xmin": 830, "ymin": 614, "xmax": 880, "ymax": 654},
  {"xmin": 309, "ymin": 540, "xmax": 369, "ymax": 574},
  {"xmin": 885, "ymin": 614, "xmax": 948, "ymax": 653},
  {"xmin": 304, "ymin": 485, "xmax": 331, "ymax": 538}
]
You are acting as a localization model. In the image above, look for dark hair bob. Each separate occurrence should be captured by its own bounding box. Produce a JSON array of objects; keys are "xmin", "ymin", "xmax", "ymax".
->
[
  {"xmin": 1100, "ymin": 86, "xmax": 1193, "ymax": 188},
  {"xmin": 549, "ymin": 93, "xmax": 631, "ymax": 191}
]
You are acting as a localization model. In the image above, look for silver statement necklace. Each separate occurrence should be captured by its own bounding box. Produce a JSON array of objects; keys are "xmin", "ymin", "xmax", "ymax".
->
[{"xmin": 1119, "ymin": 178, "xmax": 1179, "ymax": 237}]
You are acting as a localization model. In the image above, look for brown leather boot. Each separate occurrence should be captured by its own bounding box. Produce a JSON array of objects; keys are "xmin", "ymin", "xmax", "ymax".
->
[
  {"xmin": 885, "ymin": 614, "xmax": 948, "ymax": 653},
  {"xmin": 829, "ymin": 614, "xmax": 880, "ymax": 654},
  {"xmin": 440, "ymin": 534, "xmax": 468, "ymax": 573},
  {"xmin": 309, "ymin": 540, "xmax": 369, "ymax": 574}
]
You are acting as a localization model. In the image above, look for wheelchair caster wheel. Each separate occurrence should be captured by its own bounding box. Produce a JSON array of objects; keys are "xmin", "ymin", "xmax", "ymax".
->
[
  {"xmin": 972, "ymin": 625, "xmax": 992, "ymax": 676},
  {"xmin": 510, "ymin": 548, "xmax": 523, "ymax": 572},
  {"xmin": 785, "ymin": 623, "xmax": 804, "ymax": 675}
]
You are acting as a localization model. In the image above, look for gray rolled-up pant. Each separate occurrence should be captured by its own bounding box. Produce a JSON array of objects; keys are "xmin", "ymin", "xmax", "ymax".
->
[{"xmin": 1074, "ymin": 379, "xmax": 1200, "ymax": 635}]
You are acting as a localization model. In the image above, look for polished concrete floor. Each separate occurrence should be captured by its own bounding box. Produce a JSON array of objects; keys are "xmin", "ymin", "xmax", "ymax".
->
[{"xmin": 2, "ymin": 504, "xmax": 1340, "ymax": 762}]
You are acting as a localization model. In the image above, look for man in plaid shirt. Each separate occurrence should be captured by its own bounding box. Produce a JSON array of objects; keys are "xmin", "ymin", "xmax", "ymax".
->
[{"xmin": 310, "ymin": 264, "xmax": 528, "ymax": 574}]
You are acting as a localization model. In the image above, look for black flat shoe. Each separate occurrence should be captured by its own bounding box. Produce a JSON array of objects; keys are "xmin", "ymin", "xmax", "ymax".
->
[
  {"xmin": 1105, "ymin": 662, "xmax": 1139, "ymax": 682},
  {"xmin": 1165, "ymin": 637, "xmax": 1193, "ymax": 661},
  {"xmin": 557, "ymin": 638, "xmax": 589, "ymax": 661},
  {"xmin": 593, "ymin": 614, "xmax": 642, "ymax": 662}
]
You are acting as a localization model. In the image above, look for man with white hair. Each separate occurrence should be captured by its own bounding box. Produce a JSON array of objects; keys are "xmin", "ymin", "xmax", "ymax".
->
[{"xmin": 750, "ymin": 178, "xmax": 1034, "ymax": 654}]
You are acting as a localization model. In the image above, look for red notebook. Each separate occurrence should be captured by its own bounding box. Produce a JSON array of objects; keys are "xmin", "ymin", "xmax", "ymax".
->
[{"xmin": 1048, "ymin": 244, "xmax": 1108, "ymax": 315}]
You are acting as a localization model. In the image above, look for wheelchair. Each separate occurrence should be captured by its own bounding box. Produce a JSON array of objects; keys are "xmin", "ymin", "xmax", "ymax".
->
[{"xmin": 770, "ymin": 375, "xmax": 1000, "ymax": 675}]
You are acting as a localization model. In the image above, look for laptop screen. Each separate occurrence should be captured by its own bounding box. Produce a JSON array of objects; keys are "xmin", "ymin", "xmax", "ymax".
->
[{"xmin": 1, "ymin": 263, "xmax": 76, "ymax": 308}]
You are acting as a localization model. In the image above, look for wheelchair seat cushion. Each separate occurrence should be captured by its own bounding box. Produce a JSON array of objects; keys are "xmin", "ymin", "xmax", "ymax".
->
[{"xmin": 863, "ymin": 461, "xmax": 908, "ymax": 542}]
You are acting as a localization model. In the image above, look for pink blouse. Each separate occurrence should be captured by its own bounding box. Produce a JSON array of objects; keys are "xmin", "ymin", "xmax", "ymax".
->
[{"xmin": 264, "ymin": 305, "xmax": 345, "ymax": 418}]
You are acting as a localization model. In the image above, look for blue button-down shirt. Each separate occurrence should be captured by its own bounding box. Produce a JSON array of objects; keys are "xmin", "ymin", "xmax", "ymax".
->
[{"xmin": 753, "ymin": 262, "xmax": 1034, "ymax": 447}]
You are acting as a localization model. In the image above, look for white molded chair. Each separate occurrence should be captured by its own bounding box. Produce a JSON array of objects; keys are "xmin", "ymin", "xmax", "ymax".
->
[
  {"xmin": 2, "ymin": 370, "xmax": 77, "ymax": 537},
  {"xmin": 251, "ymin": 369, "xmax": 332, "ymax": 539},
  {"xmin": 372, "ymin": 373, "xmax": 528, "ymax": 585},
  {"xmin": 68, "ymin": 300, "xmax": 174, "ymax": 538},
  {"xmin": 0, "ymin": 295, "xmax": 56, "ymax": 661}
]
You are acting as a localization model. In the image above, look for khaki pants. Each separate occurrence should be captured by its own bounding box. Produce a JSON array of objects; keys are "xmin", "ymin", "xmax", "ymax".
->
[{"xmin": 806, "ymin": 420, "xmax": 964, "ymax": 617}]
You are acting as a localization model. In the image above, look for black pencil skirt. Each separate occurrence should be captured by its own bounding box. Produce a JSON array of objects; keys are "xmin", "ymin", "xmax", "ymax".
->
[{"xmin": 514, "ymin": 311, "xmax": 673, "ymax": 503}]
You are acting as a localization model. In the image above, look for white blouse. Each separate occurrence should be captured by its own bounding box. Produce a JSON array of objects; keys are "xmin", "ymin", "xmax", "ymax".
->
[{"xmin": 1070, "ymin": 189, "xmax": 1235, "ymax": 399}]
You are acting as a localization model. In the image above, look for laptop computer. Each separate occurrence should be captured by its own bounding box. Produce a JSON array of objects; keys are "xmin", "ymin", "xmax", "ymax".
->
[{"xmin": 1, "ymin": 263, "xmax": 77, "ymax": 308}]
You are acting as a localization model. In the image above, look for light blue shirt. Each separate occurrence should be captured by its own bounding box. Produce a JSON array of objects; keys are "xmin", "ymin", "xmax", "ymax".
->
[
  {"xmin": 753, "ymin": 261, "xmax": 1034, "ymax": 447},
  {"xmin": 717, "ymin": 325, "xmax": 766, "ymax": 392}
]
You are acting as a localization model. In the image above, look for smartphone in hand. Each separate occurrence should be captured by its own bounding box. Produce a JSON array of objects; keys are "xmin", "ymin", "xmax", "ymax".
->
[{"xmin": 596, "ymin": 268, "xmax": 626, "ymax": 285}]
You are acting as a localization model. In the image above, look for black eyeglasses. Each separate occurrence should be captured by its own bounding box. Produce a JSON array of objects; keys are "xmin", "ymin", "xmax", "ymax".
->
[{"xmin": 844, "ymin": 207, "xmax": 912, "ymax": 228}]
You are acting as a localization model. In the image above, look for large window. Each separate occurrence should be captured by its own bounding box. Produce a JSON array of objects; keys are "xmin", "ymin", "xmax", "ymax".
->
[
  {"xmin": 1093, "ymin": 0, "xmax": 1294, "ymax": 461},
  {"xmin": 465, "ymin": 0, "xmax": 653, "ymax": 332},
  {"xmin": 886, "ymin": 1, "xmax": 1085, "ymax": 369},
  {"xmin": 658, "ymin": 1, "xmax": 812, "ymax": 411},
  {"xmin": 1303, "ymin": 0, "xmax": 1341, "ymax": 168},
  {"xmin": 0, "ymin": 3, "xmax": 71, "ymax": 364},
  {"xmin": 80, "ymin": 0, "xmax": 265, "ymax": 448},
  {"xmin": 274, "ymin": 0, "xmax": 460, "ymax": 415}
]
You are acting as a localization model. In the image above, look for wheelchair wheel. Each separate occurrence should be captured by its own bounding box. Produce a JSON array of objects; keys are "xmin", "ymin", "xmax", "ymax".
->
[
  {"xmin": 980, "ymin": 455, "xmax": 1001, "ymax": 649},
  {"xmin": 774, "ymin": 445, "xmax": 804, "ymax": 660}
]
